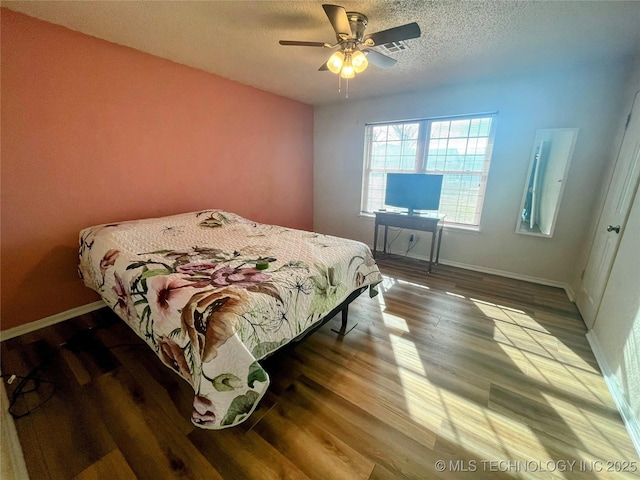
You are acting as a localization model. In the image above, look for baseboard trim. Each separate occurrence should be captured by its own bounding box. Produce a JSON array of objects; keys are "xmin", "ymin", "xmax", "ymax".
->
[
  {"xmin": 440, "ymin": 258, "xmax": 572, "ymax": 292},
  {"xmin": 0, "ymin": 300, "xmax": 107, "ymax": 342},
  {"xmin": 586, "ymin": 331, "xmax": 640, "ymax": 457},
  {"xmin": 0, "ymin": 381, "xmax": 29, "ymax": 480},
  {"xmin": 564, "ymin": 284, "xmax": 576, "ymax": 303},
  {"xmin": 378, "ymin": 248, "xmax": 574, "ymax": 300}
]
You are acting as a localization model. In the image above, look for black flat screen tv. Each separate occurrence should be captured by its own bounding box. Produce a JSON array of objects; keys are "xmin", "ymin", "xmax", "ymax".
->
[{"xmin": 384, "ymin": 173, "xmax": 443, "ymax": 215}]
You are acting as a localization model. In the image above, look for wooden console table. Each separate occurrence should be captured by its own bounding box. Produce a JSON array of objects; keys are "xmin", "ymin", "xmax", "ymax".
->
[{"xmin": 373, "ymin": 211, "xmax": 446, "ymax": 273}]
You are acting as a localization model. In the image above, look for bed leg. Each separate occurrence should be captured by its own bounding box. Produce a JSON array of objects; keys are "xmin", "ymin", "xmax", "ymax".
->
[{"xmin": 331, "ymin": 305, "xmax": 357, "ymax": 336}]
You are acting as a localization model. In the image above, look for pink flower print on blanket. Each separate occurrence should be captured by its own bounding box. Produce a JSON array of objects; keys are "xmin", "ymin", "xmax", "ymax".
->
[
  {"xmin": 112, "ymin": 272, "xmax": 136, "ymax": 322},
  {"xmin": 146, "ymin": 275, "xmax": 199, "ymax": 332},
  {"xmin": 99, "ymin": 249, "xmax": 120, "ymax": 276},
  {"xmin": 177, "ymin": 262, "xmax": 219, "ymax": 276},
  {"xmin": 192, "ymin": 395, "xmax": 216, "ymax": 426},
  {"xmin": 210, "ymin": 266, "xmax": 270, "ymax": 288}
]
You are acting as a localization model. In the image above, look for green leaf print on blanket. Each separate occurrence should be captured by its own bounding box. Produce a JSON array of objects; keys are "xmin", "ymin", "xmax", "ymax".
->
[
  {"xmin": 212, "ymin": 373, "xmax": 243, "ymax": 392},
  {"xmin": 221, "ymin": 390, "xmax": 260, "ymax": 426},
  {"xmin": 309, "ymin": 264, "xmax": 347, "ymax": 314},
  {"xmin": 247, "ymin": 361, "xmax": 268, "ymax": 388}
]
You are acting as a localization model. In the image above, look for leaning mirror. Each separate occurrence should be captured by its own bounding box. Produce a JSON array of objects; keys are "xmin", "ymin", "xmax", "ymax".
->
[{"xmin": 516, "ymin": 128, "xmax": 578, "ymax": 237}]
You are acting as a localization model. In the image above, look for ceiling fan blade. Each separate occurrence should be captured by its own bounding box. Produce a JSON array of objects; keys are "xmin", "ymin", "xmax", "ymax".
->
[
  {"xmin": 318, "ymin": 62, "xmax": 329, "ymax": 71},
  {"xmin": 363, "ymin": 49, "xmax": 397, "ymax": 69},
  {"xmin": 365, "ymin": 22, "xmax": 421, "ymax": 46},
  {"xmin": 322, "ymin": 4, "xmax": 351, "ymax": 38},
  {"xmin": 279, "ymin": 40, "xmax": 327, "ymax": 47}
]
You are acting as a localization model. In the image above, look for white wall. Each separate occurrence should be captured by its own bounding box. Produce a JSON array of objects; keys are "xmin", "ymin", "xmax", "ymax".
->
[
  {"xmin": 571, "ymin": 49, "xmax": 640, "ymax": 294},
  {"xmin": 314, "ymin": 60, "xmax": 631, "ymax": 286}
]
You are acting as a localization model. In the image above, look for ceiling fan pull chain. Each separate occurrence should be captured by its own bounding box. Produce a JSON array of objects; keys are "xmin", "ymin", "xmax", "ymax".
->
[{"xmin": 346, "ymin": 77, "xmax": 349, "ymax": 99}]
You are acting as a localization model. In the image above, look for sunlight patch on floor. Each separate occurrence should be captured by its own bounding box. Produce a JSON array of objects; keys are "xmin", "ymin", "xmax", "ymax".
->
[
  {"xmin": 439, "ymin": 401, "xmax": 548, "ymax": 464},
  {"xmin": 376, "ymin": 291, "xmax": 387, "ymax": 308},
  {"xmin": 493, "ymin": 341, "xmax": 550, "ymax": 381},
  {"xmin": 377, "ymin": 271, "xmax": 624, "ymax": 464},
  {"xmin": 389, "ymin": 334, "xmax": 426, "ymax": 376},
  {"xmin": 380, "ymin": 276, "xmax": 397, "ymax": 289},
  {"xmin": 386, "ymin": 332, "xmax": 547, "ymax": 458},
  {"xmin": 495, "ymin": 341, "xmax": 611, "ymax": 407},
  {"xmin": 396, "ymin": 278, "xmax": 431, "ymax": 290},
  {"xmin": 492, "ymin": 322, "xmax": 558, "ymax": 359},
  {"xmin": 466, "ymin": 306, "xmax": 601, "ymax": 375},
  {"xmin": 396, "ymin": 365, "xmax": 550, "ymax": 462},
  {"xmin": 396, "ymin": 367, "xmax": 445, "ymax": 431},
  {"xmin": 554, "ymin": 340, "xmax": 600, "ymax": 374},
  {"xmin": 470, "ymin": 298, "xmax": 526, "ymax": 314},
  {"xmin": 376, "ymin": 290, "xmax": 410, "ymax": 332},
  {"xmin": 382, "ymin": 312, "xmax": 410, "ymax": 332},
  {"xmin": 470, "ymin": 297, "xmax": 553, "ymax": 335},
  {"xmin": 471, "ymin": 299, "xmax": 521, "ymax": 322},
  {"xmin": 445, "ymin": 291, "xmax": 465, "ymax": 298},
  {"xmin": 537, "ymin": 391, "xmax": 636, "ymax": 460}
]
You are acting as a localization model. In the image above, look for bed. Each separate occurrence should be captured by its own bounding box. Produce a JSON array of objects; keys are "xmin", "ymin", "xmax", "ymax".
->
[{"xmin": 78, "ymin": 209, "xmax": 382, "ymax": 429}]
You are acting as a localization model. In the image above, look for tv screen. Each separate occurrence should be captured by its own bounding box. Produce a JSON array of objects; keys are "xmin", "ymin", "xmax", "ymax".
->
[{"xmin": 384, "ymin": 173, "xmax": 443, "ymax": 214}]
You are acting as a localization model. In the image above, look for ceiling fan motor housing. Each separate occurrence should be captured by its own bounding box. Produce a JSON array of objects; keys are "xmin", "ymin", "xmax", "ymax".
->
[{"xmin": 345, "ymin": 12, "xmax": 368, "ymax": 43}]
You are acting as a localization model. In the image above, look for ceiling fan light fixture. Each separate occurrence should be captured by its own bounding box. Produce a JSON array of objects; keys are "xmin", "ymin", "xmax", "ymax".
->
[
  {"xmin": 340, "ymin": 54, "xmax": 355, "ymax": 79},
  {"xmin": 327, "ymin": 50, "xmax": 345, "ymax": 74},
  {"xmin": 351, "ymin": 50, "xmax": 368, "ymax": 73}
]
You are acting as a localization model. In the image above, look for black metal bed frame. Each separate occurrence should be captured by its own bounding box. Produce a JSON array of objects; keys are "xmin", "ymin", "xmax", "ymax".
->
[{"xmin": 300, "ymin": 285, "xmax": 367, "ymax": 339}]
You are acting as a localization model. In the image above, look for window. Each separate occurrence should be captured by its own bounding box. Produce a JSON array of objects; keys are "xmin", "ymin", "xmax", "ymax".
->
[{"xmin": 361, "ymin": 114, "xmax": 496, "ymax": 228}]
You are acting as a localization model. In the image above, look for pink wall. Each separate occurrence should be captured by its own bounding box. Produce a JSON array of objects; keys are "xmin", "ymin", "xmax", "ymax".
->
[{"xmin": 0, "ymin": 9, "xmax": 314, "ymax": 330}]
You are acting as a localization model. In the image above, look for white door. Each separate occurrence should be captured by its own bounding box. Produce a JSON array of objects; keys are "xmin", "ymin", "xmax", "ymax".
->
[
  {"xmin": 589, "ymin": 182, "xmax": 640, "ymax": 438},
  {"xmin": 577, "ymin": 91, "xmax": 640, "ymax": 328}
]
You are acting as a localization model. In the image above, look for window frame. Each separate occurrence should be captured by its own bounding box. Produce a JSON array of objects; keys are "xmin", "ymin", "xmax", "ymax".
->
[{"xmin": 360, "ymin": 112, "xmax": 497, "ymax": 229}]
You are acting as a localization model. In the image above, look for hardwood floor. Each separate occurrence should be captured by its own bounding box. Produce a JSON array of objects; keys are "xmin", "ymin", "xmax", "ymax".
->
[{"xmin": 2, "ymin": 258, "xmax": 639, "ymax": 479}]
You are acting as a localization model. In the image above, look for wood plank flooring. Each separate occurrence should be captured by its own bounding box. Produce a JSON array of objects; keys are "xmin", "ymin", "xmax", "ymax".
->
[{"xmin": 2, "ymin": 258, "xmax": 639, "ymax": 479}]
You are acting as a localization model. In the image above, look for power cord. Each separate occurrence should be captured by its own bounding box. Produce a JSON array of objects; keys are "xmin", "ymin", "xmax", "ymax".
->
[
  {"xmin": 405, "ymin": 235, "xmax": 420, "ymax": 256},
  {"xmin": 385, "ymin": 227, "xmax": 404, "ymax": 252},
  {"xmin": 2, "ymin": 355, "xmax": 57, "ymax": 419},
  {"xmin": 3, "ymin": 323, "xmax": 146, "ymax": 420}
]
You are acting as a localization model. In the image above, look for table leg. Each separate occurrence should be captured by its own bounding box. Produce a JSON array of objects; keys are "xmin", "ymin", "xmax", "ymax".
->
[
  {"xmin": 429, "ymin": 229, "xmax": 436, "ymax": 273},
  {"xmin": 436, "ymin": 226, "xmax": 444, "ymax": 264},
  {"xmin": 383, "ymin": 226, "xmax": 389, "ymax": 255},
  {"xmin": 373, "ymin": 223, "xmax": 379, "ymax": 258}
]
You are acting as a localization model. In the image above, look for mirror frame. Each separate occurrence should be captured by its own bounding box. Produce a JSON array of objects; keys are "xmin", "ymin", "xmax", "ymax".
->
[{"xmin": 516, "ymin": 128, "xmax": 579, "ymax": 238}]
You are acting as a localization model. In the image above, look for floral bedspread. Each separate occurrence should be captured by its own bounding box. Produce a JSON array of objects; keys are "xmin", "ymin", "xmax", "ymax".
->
[{"xmin": 78, "ymin": 210, "xmax": 382, "ymax": 429}]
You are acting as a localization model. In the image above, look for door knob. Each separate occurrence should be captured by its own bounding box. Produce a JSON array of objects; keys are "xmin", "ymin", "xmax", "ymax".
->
[{"xmin": 607, "ymin": 225, "xmax": 621, "ymax": 234}]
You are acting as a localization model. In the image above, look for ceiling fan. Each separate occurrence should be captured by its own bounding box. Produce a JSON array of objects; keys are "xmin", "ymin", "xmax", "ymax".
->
[{"xmin": 279, "ymin": 4, "xmax": 421, "ymax": 79}]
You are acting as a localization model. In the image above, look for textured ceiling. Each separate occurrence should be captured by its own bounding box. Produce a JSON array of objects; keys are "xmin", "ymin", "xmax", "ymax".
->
[{"xmin": 3, "ymin": 1, "xmax": 640, "ymax": 106}]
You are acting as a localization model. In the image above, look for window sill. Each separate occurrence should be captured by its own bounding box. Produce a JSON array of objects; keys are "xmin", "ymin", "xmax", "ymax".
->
[{"xmin": 445, "ymin": 224, "xmax": 482, "ymax": 234}]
